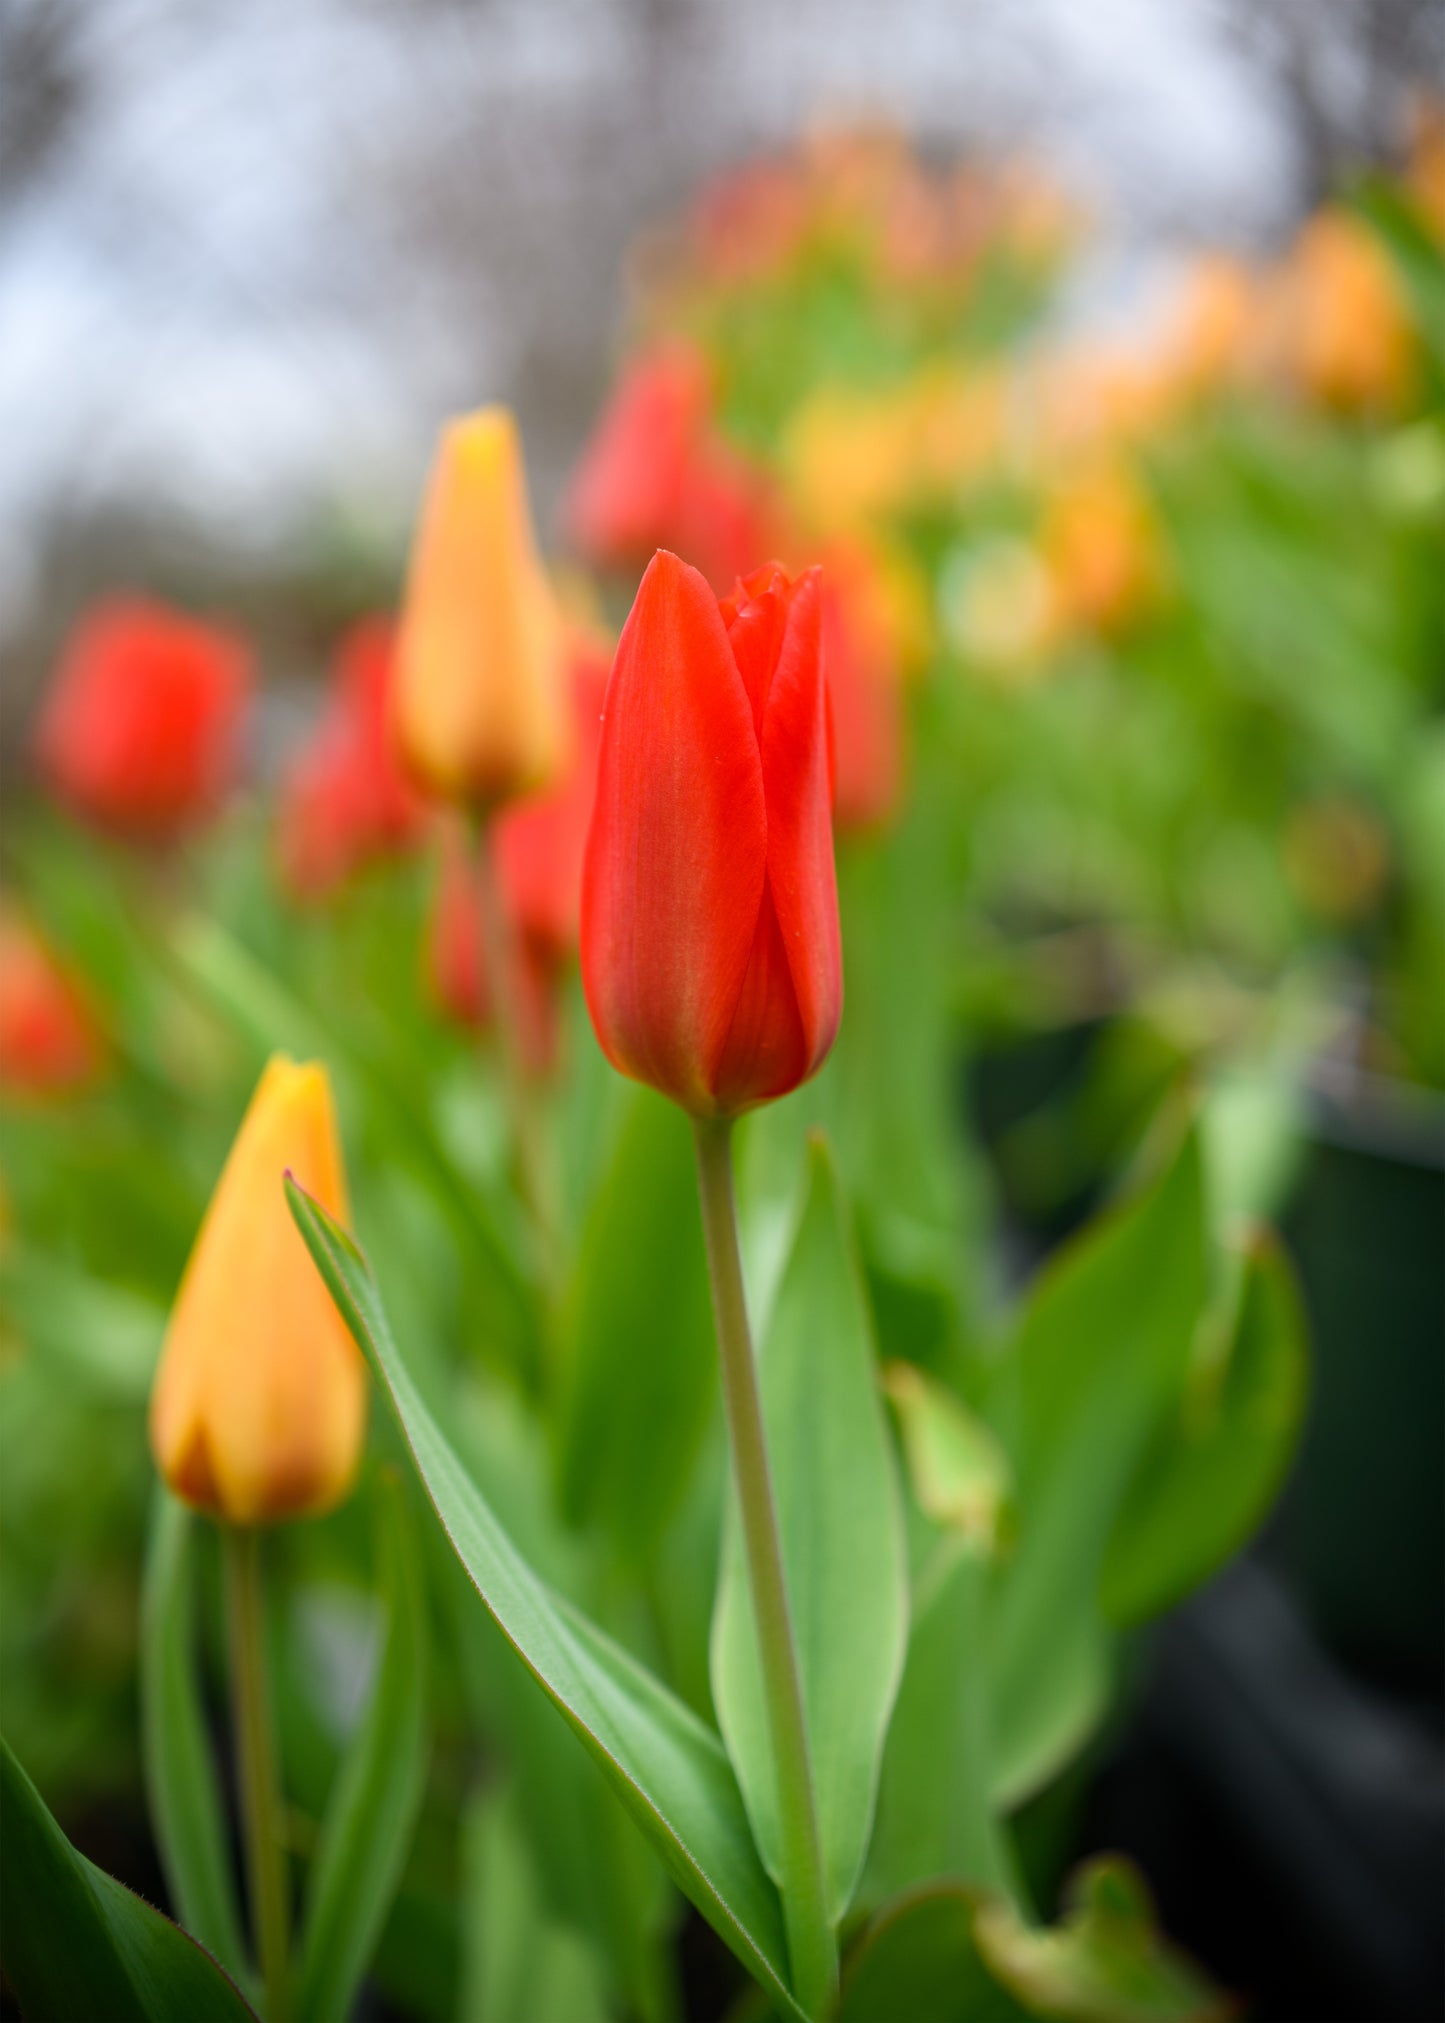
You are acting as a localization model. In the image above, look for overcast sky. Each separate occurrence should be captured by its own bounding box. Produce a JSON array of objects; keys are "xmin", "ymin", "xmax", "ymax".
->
[{"xmin": 0, "ymin": 0, "xmax": 1301, "ymax": 633}]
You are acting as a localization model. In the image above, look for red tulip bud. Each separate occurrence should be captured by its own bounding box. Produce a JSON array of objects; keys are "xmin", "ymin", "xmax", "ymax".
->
[
  {"xmin": 278, "ymin": 618, "xmax": 425, "ymax": 899},
  {"xmin": 581, "ymin": 552, "xmax": 841, "ymax": 1117},
  {"xmin": 0, "ymin": 907, "xmax": 104, "ymax": 1097},
  {"xmin": 35, "ymin": 599, "xmax": 250, "ymax": 838}
]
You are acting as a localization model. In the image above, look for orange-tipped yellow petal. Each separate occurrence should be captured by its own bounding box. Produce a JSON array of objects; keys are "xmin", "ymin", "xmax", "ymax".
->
[
  {"xmin": 149, "ymin": 1055, "xmax": 365, "ymax": 1525},
  {"xmin": 393, "ymin": 406, "xmax": 569, "ymax": 809}
]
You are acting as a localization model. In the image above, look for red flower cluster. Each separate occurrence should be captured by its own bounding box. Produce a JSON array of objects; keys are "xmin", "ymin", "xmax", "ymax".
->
[
  {"xmin": 35, "ymin": 599, "xmax": 251, "ymax": 838},
  {"xmin": 277, "ymin": 618, "xmax": 426, "ymax": 898}
]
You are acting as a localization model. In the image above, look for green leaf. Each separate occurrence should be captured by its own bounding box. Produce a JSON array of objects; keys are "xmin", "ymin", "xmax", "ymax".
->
[
  {"xmin": 140, "ymin": 1493, "xmax": 250, "ymax": 1986},
  {"xmin": 0, "ymin": 1732, "xmax": 256, "ymax": 2023},
  {"xmin": 556, "ymin": 1088, "xmax": 717, "ymax": 1564},
  {"xmin": 839, "ymin": 1864, "xmax": 1228, "ymax": 2023},
  {"xmin": 885, "ymin": 1363, "xmax": 1013, "ymax": 1555},
  {"xmin": 711, "ymin": 1135, "xmax": 908, "ymax": 1921},
  {"xmin": 974, "ymin": 1858, "xmax": 1229, "ymax": 2022},
  {"xmin": 286, "ymin": 1180, "xmax": 802, "ymax": 2022},
  {"xmin": 1101, "ymin": 1231, "xmax": 1308, "ymax": 1625},
  {"xmin": 863, "ymin": 1546, "xmax": 1017, "ymax": 1909},
  {"xmin": 459, "ymin": 1782, "xmax": 611, "ymax": 2023},
  {"xmin": 1, "ymin": 1250, "xmax": 166, "ymax": 1402},
  {"xmin": 175, "ymin": 917, "xmax": 536, "ymax": 1343},
  {"xmin": 986, "ymin": 1126, "xmax": 1208, "ymax": 1805},
  {"xmin": 838, "ymin": 1882, "xmax": 1032, "ymax": 2023},
  {"xmin": 297, "ymin": 1469, "xmax": 430, "ymax": 2023}
]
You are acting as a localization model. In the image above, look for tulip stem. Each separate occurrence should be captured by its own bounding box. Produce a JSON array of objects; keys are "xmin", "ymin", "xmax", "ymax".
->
[
  {"xmin": 223, "ymin": 1526, "xmax": 290, "ymax": 2023},
  {"xmin": 691, "ymin": 1117, "xmax": 837, "ymax": 2021},
  {"xmin": 474, "ymin": 820, "xmax": 556, "ymax": 1293}
]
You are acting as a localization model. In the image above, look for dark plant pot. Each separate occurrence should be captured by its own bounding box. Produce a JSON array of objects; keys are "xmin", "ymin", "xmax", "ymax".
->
[{"xmin": 1276, "ymin": 1077, "xmax": 1445, "ymax": 1696}]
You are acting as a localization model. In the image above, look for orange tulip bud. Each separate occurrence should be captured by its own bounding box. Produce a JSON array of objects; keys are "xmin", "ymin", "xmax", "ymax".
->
[
  {"xmin": 150, "ymin": 1056, "xmax": 365, "ymax": 1525},
  {"xmin": 394, "ymin": 407, "xmax": 568, "ymax": 809}
]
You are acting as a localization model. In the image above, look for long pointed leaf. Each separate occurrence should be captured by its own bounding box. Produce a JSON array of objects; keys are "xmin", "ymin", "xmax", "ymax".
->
[
  {"xmin": 0, "ymin": 1734, "xmax": 255, "ymax": 2023},
  {"xmin": 711, "ymin": 1135, "xmax": 908, "ymax": 1921},
  {"xmin": 140, "ymin": 1493, "xmax": 250, "ymax": 1988},
  {"xmin": 297, "ymin": 1469, "xmax": 429, "ymax": 2023},
  {"xmin": 286, "ymin": 1179, "xmax": 803, "ymax": 2021}
]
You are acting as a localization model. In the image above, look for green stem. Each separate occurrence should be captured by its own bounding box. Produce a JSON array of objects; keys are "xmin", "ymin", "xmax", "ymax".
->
[
  {"xmin": 691, "ymin": 1117, "xmax": 837, "ymax": 2020},
  {"xmin": 473, "ymin": 818, "xmax": 557, "ymax": 1298},
  {"xmin": 223, "ymin": 1527, "xmax": 290, "ymax": 2023}
]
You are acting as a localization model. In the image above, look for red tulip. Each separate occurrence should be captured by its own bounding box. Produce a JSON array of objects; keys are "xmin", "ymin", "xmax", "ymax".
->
[
  {"xmin": 819, "ymin": 543, "xmax": 906, "ymax": 832},
  {"xmin": 581, "ymin": 552, "xmax": 841, "ymax": 1117},
  {"xmin": 495, "ymin": 634, "xmax": 609, "ymax": 957},
  {"xmin": 564, "ymin": 343, "xmax": 777, "ymax": 593},
  {"xmin": 0, "ymin": 908, "xmax": 104, "ymax": 1097},
  {"xmin": 35, "ymin": 599, "xmax": 250, "ymax": 837},
  {"xmin": 427, "ymin": 822, "xmax": 559, "ymax": 1078},
  {"xmin": 278, "ymin": 618, "xmax": 425, "ymax": 898}
]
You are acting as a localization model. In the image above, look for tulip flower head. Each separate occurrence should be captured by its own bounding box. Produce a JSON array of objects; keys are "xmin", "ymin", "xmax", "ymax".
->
[
  {"xmin": 394, "ymin": 406, "xmax": 568, "ymax": 809},
  {"xmin": 427, "ymin": 821, "xmax": 560, "ymax": 1078},
  {"xmin": 582, "ymin": 552, "xmax": 841, "ymax": 1117},
  {"xmin": 35, "ymin": 599, "xmax": 251, "ymax": 838},
  {"xmin": 150, "ymin": 1056, "xmax": 365, "ymax": 1526},
  {"xmin": 563, "ymin": 343, "xmax": 777, "ymax": 593},
  {"xmin": 278, "ymin": 618, "xmax": 425, "ymax": 899},
  {"xmin": 0, "ymin": 907, "xmax": 104, "ymax": 1097}
]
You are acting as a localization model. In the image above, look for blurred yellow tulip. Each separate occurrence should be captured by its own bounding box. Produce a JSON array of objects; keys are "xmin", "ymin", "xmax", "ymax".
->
[
  {"xmin": 150, "ymin": 1056, "xmax": 365, "ymax": 1526},
  {"xmin": 394, "ymin": 406, "xmax": 568, "ymax": 809},
  {"xmin": 1278, "ymin": 213, "xmax": 1416, "ymax": 415},
  {"xmin": 1040, "ymin": 459, "xmax": 1165, "ymax": 637}
]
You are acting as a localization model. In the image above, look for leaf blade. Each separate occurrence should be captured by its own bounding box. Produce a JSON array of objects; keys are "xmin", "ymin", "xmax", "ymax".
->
[
  {"xmin": 297, "ymin": 1469, "xmax": 430, "ymax": 2023},
  {"xmin": 139, "ymin": 1492, "xmax": 251, "ymax": 1988},
  {"xmin": 711, "ymin": 1134, "xmax": 909, "ymax": 1921},
  {"xmin": 286, "ymin": 1179, "xmax": 802, "ymax": 2021},
  {"xmin": 0, "ymin": 1733, "xmax": 256, "ymax": 2023}
]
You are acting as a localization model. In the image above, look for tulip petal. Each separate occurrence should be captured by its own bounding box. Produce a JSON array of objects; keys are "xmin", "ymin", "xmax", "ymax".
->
[
  {"xmin": 710, "ymin": 885, "xmax": 810, "ymax": 1112},
  {"xmin": 582, "ymin": 552, "xmax": 767, "ymax": 1114},
  {"xmin": 756, "ymin": 568, "xmax": 842, "ymax": 1075}
]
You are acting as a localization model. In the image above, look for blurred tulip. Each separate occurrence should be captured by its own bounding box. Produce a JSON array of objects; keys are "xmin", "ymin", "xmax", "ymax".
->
[
  {"xmin": 428, "ymin": 633, "xmax": 608, "ymax": 1077},
  {"xmin": 564, "ymin": 342, "xmax": 776, "ymax": 591},
  {"xmin": 427, "ymin": 821, "xmax": 559, "ymax": 1078},
  {"xmin": 34, "ymin": 599, "xmax": 250, "ymax": 838},
  {"xmin": 1039, "ymin": 460, "xmax": 1164, "ymax": 637},
  {"xmin": 1166, "ymin": 254, "xmax": 1258, "ymax": 398},
  {"xmin": 1279, "ymin": 212, "xmax": 1416, "ymax": 414},
  {"xmin": 945, "ymin": 536, "xmax": 1059, "ymax": 683},
  {"xmin": 394, "ymin": 406, "xmax": 568, "ymax": 808},
  {"xmin": 277, "ymin": 618, "xmax": 426, "ymax": 898},
  {"xmin": 0, "ymin": 907, "xmax": 104, "ymax": 1097},
  {"xmin": 819, "ymin": 543, "xmax": 907, "ymax": 831},
  {"xmin": 150, "ymin": 1055, "xmax": 365, "ymax": 1525},
  {"xmin": 582, "ymin": 552, "xmax": 840, "ymax": 1117},
  {"xmin": 496, "ymin": 633, "xmax": 610, "ymax": 957}
]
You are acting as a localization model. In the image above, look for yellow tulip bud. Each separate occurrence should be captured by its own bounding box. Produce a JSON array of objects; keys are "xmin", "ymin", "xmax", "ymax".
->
[
  {"xmin": 149, "ymin": 1056, "xmax": 365, "ymax": 1525},
  {"xmin": 394, "ymin": 405, "xmax": 569, "ymax": 809}
]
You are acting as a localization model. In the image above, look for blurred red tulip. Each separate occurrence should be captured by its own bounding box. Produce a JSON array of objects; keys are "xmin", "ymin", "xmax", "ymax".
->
[
  {"xmin": 495, "ymin": 634, "xmax": 610, "ymax": 957},
  {"xmin": 34, "ymin": 599, "xmax": 251, "ymax": 837},
  {"xmin": 278, "ymin": 618, "xmax": 426, "ymax": 899},
  {"xmin": 427, "ymin": 822, "xmax": 559, "ymax": 1078},
  {"xmin": 564, "ymin": 342, "xmax": 776, "ymax": 592},
  {"xmin": 819, "ymin": 543, "xmax": 907, "ymax": 832},
  {"xmin": 582, "ymin": 552, "xmax": 841, "ymax": 1117},
  {"xmin": 0, "ymin": 908, "xmax": 104, "ymax": 1097}
]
